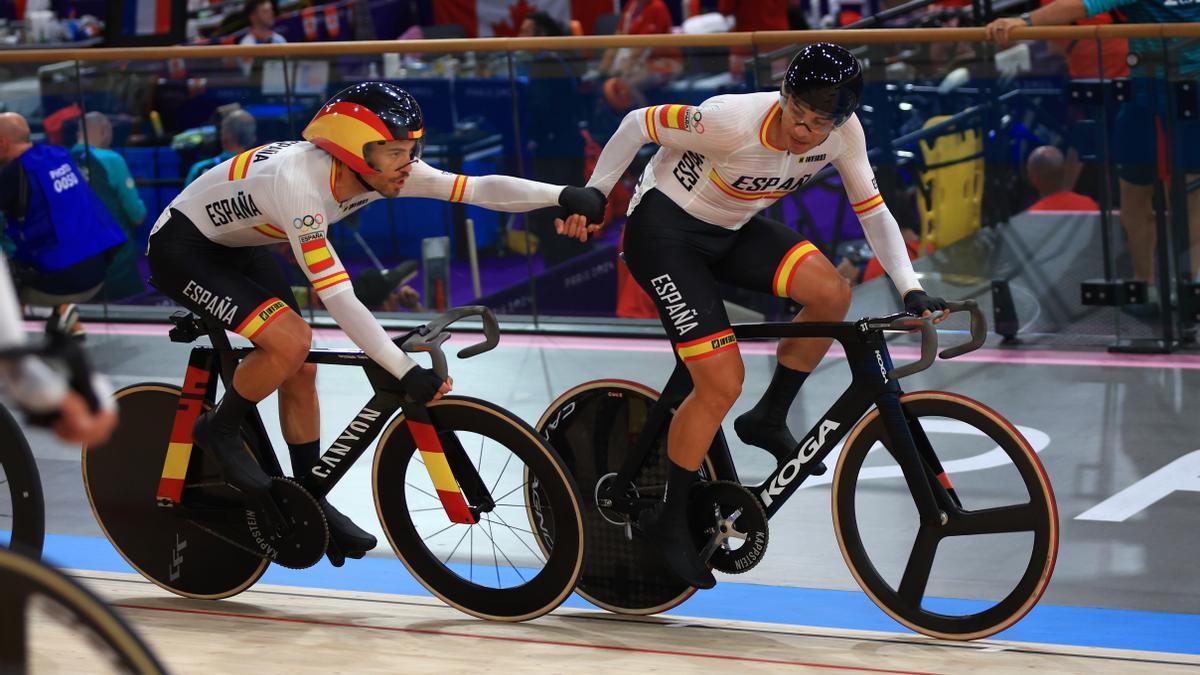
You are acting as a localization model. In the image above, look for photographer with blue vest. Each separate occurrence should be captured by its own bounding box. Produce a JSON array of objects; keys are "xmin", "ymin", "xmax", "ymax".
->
[{"xmin": 0, "ymin": 112, "xmax": 127, "ymax": 318}]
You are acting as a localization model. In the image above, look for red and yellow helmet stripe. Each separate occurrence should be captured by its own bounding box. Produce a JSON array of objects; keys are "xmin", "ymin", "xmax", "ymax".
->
[{"xmin": 303, "ymin": 101, "xmax": 424, "ymax": 175}]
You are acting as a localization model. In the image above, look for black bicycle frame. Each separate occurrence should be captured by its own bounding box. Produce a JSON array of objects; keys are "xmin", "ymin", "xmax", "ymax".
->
[
  {"xmin": 174, "ymin": 324, "xmax": 485, "ymax": 509},
  {"xmin": 603, "ymin": 318, "xmax": 944, "ymax": 524}
]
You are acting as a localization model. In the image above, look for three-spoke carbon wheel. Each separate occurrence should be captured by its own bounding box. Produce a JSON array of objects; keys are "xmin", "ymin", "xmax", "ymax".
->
[
  {"xmin": 374, "ymin": 396, "xmax": 586, "ymax": 622},
  {"xmin": 0, "ymin": 403, "xmax": 44, "ymax": 558},
  {"xmin": 833, "ymin": 391, "xmax": 1059, "ymax": 640}
]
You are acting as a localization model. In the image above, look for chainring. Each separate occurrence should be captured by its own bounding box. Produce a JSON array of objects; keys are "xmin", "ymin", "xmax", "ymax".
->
[
  {"xmin": 185, "ymin": 477, "xmax": 329, "ymax": 570},
  {"xmin": 688, "ymin": 480, "xmax": 768, "ymax": 575}
]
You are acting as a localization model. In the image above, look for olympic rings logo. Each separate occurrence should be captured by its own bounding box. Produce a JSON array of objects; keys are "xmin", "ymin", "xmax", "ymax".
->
[{"xmin": 293, "ymin": 213, "xmax": 325, "ymax": 229}]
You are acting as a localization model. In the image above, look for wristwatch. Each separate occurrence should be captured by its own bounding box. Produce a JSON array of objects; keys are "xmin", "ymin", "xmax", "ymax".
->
[{"xmin": 1020, "ymin": 12, "xmax": 1033, "ymax": 26}]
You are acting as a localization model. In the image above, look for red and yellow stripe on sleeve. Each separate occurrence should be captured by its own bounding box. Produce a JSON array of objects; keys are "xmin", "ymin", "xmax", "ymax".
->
[
  {"xmin": 311, "ymin": 270, "xmax": 350, "ymax": 293},
  {"xmin": 676, "ymin": 329, "xmax": 738, "ymax": 363},
  {"xmin": 644, "ymin": 104, "xmax": 691, "ymax": 144},
  {"xmin": 772, "ymin": 241, "xmax": 820, "ymax": 297},
  {"xmin": 852, "ymin": 193, "xmax": 885, "ymax": 216},
  {"xmin": 301, "ymin": 236, "xmax": 335, "ymax": 273},
  {"xmin": 235, "ymin": 298, "xmax": 290, "ymax": 340},
  {"xmin": 227, "ymin": 144, "xmax": 268, "ymax": 181},
  {"xmin": 448, "ymin": 175, "xmax": 468, "ymax": 203}
]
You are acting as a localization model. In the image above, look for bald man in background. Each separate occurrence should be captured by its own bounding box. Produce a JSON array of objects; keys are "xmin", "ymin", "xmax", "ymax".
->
[
  {"xmin": 184, "ymin": 109, "xmax": 257, "ymax": 186},
  {"xmin": 1025, "ymin": 146, "xmax": 1099, "ymax": 212},
  {"xmin": 0, "ymin": 112, "xmax": 127, "ymax": 326}
]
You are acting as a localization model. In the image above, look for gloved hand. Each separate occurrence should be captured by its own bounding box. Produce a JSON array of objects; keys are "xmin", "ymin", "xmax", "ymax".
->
[
  {"xmin": 559, "ymin": 186, "xmax": 606, "ymax": 224},
  {"xmin": 903, "ymin": 289, "xmax": 948, "ymax": 318},
  {"xmin": 398, "ymin": 365, "xmax": 450, "ymax": 404}
]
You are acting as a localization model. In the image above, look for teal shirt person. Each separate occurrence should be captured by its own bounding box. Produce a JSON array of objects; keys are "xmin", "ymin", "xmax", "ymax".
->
[
  {"xmin": 184, "ymin": 150, "xmax": 236, "ymax": 186},
  {"xmin": 69, "ymin": 144, "xmax": 146, "ymax": 230},
  {"xmin": 1083, "ymin": 0, "xmax": 1200, "ymax": 76}
]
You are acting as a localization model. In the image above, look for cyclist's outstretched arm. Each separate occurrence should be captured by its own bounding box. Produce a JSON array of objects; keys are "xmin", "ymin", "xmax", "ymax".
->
[
  {"xmin": 831, "ymin": 115, "xmax": 924, "ymax": 300},
  {"xmin": 585, "ymin": 99, "xmax": 742, "ymax": 196},
  {"xmin": 401, "ymin": 159, "xmax": 564, "ymax": 212},
  {"xmin": 275, "ymin": 174, "xmax": 447, "ymax": 397}
]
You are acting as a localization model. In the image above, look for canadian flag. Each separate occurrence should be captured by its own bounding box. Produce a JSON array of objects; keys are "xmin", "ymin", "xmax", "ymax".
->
[{"xmin": 433, "ymin": 0, "xmax": 571, "ymax": 38}]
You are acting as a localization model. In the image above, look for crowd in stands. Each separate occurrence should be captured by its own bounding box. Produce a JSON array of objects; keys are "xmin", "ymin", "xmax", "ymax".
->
[{"xmin": 0, "ymin": 0, "xmax": 1196, "ymax": 319}]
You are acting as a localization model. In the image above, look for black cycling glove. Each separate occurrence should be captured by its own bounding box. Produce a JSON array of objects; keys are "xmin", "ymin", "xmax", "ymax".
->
[
  {"xmin": 903, "ymin": 290, "xmax": 949, "ymax": 317},
  {"xmin": 558, "ymin": 186, "xmax": 606, "ymax": 225},
  {"xmin": 398, "ymin": 365, "xmax": 445, "ymax": 404}
]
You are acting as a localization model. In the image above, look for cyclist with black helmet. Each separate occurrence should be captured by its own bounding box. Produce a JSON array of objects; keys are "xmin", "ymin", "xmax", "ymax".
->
[
  {"xmin": 146, "ymin": 82, "xmax": 606, "ymax": 565},
  {"xmin": 560, "ymin": 43, "xmax": 947, "ymax": 589}
]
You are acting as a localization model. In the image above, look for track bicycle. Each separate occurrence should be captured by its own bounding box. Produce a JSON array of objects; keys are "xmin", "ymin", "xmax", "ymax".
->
[
  {"xmin": 537, "ymin": 301, "xmax": 1059, "ymax": 640},
  {"xmin": 84, "ymin": 306, "xmax": 587, "ymax": 622},
  {"xmin": 0, "ymin": 336, "xmax": 102, "ymax": 559}
]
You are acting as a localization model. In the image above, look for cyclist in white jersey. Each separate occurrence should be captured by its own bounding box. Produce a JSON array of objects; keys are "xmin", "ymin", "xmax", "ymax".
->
[
  {"xmin": 0, "ymin": 255, "xmax": 116, "ymax": 444},
  {"xmin": 560, "ymin": 44, "xmax": 948, "ymax": 588},
  {"xmin": 147, "ymin": 82, "xmax": 605, "ymax": 564}
]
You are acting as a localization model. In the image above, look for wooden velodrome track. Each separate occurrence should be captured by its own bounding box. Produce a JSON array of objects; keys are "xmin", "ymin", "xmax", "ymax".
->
[{"xmin": 24, "ymin": 570, "xmax": 1200, "ymax": 674}]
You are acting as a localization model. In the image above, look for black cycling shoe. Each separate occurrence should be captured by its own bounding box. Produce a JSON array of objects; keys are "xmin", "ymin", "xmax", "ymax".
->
[
  {"xmin": 734, "ymin": 410, "xmax": 826, "ymax": 476},
  {"xmin": 638, "ymin": 502, "xmax": 716, "ymax": 590},
  {"xmin": 319, "ymin": 498, "xmax": 377, "ymax": 566},
  {"xmin": 192, "ymin": 412, "xmax": 272, "ymax": 494}
]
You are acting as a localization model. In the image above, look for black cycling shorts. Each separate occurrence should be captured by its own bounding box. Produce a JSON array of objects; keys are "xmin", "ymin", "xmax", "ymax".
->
[
  {"xmin": 147, "ymin": 209, "xmax": 299, "ymax": 340},
  {"xmin": 622, "ymin": 189, "xmax": 820, "ymax": 363}
]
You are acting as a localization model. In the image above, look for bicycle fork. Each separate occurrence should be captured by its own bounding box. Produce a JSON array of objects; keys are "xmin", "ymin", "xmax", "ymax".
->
[
  {"xmin": 873, "ymin": 394, "xmax": 957, "ymax": 525},
  {"xmin": 403, "ymin": 405, "xmax": 492, "ymax": 525}
]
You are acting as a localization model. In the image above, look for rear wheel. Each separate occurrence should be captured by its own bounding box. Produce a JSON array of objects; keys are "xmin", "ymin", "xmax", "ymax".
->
[
  {"xmin": 833, "ymin": 391, "xmax": 1058, "ymax": 640},
  {"xmin": 536, "ymin": 380, "xmax": 723, "ymax": 615},
  {"xmin": 83, "ymin": 384, "xmax": 267, "ymax": 600},
  {"xmin": 0, "ymin": 403, "xmax": 44, "ymax": 558},
  {"xmin": 374, "ymin": 396, "xmax": 585, "ymax": 622}
]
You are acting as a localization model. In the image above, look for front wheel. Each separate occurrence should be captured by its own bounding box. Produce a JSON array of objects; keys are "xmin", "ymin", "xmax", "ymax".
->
[
  {"xmin": 833, "ymin": 391, "xmax": 1058, "ymax": 640},
  {"xmin": 373, "ymin": 396, "xmax": 586, "ymax": 622},
  {"xmin": 0, "ymin": 403, "xmax": 44, "ymax": 558}
]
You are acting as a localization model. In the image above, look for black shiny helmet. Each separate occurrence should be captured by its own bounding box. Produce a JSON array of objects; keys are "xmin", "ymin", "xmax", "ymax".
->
[
  {"xmin": 781, "ymin": 43, "xmax": 863, "ymax": 127},
  {"xmin": 302, "ymin": 82, "xmax": 425, "ymax": 175}
]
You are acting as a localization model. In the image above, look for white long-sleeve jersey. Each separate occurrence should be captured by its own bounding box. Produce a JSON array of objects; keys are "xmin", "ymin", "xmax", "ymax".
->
[
  {"xmin": 150, "ymin": 141, "xmax": 564, "ymax": 380},
  {"xmin": 587, "ymin": 92, "xmax": 921, "ymax": 295}
]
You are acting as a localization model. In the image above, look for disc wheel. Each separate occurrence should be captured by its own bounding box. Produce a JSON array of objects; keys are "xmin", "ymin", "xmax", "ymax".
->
[
  {"xmin": 374, "ymin": 396, "xmax": 586, "ymax": 622},
  {"xmin": 0, "ymin": 403, "xmax": 44, "ymax": 558},
  {"xmin": 833, "ymin": 391, "xmax": 1058, "ymax": 640},
  {"xmin": 536, "ymin": 380, "xmax": 723, "ymax": 615},
  {"xmin": 83, "ymin": 384, "xmax": 268, "ymax": 600}
]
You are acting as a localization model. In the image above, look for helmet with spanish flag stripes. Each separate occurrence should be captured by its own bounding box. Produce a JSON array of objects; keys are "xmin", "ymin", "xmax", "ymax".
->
[{"xmin": 302, "ymin": 82, "xmax": 425, "ymax": 175}]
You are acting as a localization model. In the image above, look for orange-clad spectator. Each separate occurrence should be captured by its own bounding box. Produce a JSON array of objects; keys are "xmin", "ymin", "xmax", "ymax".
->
[
  {"xmin": 719, "ymin": 0, "xmax": 789, "ymax": 31},
  {"xmin": 1039, "ymin": 0, "xmax": 1129, "ymax": 79}
]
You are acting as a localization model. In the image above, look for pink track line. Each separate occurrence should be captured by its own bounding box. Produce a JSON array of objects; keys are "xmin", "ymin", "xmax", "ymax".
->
[{"xmin": 55, "ymin": 321, "xmax": 1200, "ymax": 370}]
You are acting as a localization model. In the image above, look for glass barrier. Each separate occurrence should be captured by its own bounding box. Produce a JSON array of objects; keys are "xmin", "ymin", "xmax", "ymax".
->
[{"xmin": 3, "ymin": 30, "xmax": 1197, "ymax": 350}]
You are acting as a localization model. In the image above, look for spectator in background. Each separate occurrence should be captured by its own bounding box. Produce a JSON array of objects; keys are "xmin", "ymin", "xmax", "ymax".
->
[
  {"xmin": 185, "ymin": 109, "xmax": 257, "ymax": 186},
  {"xmin": 0, "ymin": 112, "xmax": 127, "ymax": 329},
  {"xmin": 239, "ymin": 0, "xmax": 285, "ymax": 78},
  {"xmin": 240, "ymin": 0, "xmax": 285, "ymax": 45},
  {"xmin": 987, "ymin": 0, "xmax": 1200, "ymax": 287},
  {"xmin": 71, "ymin": 111, "xmax": 147, "ymax": 300},
  {"xmin": 717, "ymin": 0, "xmax": 790, "ymax": 78},
  {"xmin": 353, "ymin": 263, "xmax": 425, "ymax": 313},
  {"xmin": 596, "ymin": 0, "xmax": 679, "ymax": 111},
  {"xmin": 1025, "ymin": 145, "xmax": 1100, "ymax": 212},
  {"xmin": 520, "ymin": 11, "xmax": 593, "ymax": 267}
]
